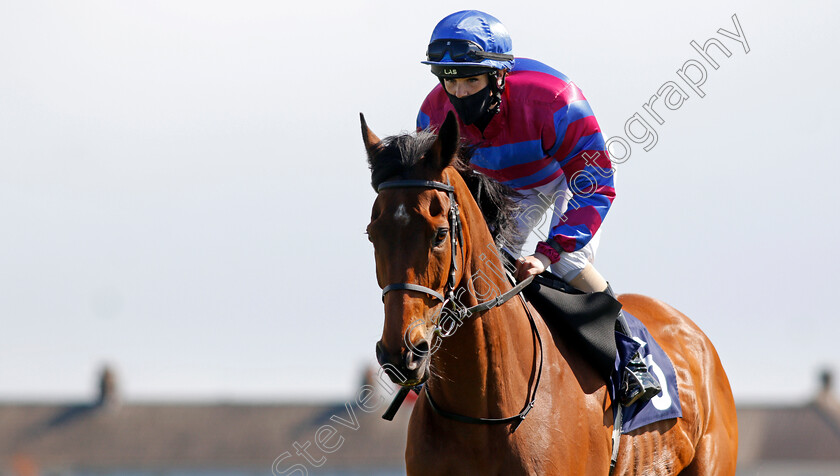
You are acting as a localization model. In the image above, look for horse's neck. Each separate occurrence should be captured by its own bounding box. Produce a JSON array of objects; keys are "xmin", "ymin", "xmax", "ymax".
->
[{"xmin": 427, "ymin": 190, "xmax": 536, "ymax": 417}]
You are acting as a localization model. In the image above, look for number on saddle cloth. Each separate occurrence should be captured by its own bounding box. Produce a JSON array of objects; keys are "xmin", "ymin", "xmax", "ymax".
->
[{"xmin": 614, "ymin": 312, "xmax": 683, "ymax": 433}]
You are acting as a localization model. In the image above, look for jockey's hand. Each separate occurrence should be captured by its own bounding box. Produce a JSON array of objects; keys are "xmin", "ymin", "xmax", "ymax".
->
[{"xmin": 514, "ymin": 253, "xmax": 552, "ymax": 282}]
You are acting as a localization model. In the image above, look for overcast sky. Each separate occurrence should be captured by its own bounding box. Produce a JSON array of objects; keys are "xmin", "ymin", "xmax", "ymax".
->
[{"xmin": 1, "ymin": 0, "xmax": 838, "ymax": 404}]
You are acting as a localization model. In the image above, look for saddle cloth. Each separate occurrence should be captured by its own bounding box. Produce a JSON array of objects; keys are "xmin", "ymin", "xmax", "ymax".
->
[{"xmin": 613, "ymin": 311, "xmax": 682, "ymax": 433}]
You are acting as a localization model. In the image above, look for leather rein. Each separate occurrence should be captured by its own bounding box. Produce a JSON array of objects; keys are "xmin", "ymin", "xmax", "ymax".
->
[{"xmin": 376, "ymin": 177, "xmax": 543, "ymax": 432}]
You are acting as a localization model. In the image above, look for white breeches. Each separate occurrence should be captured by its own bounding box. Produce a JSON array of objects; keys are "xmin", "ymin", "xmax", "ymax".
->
[{"xmin": 504, "ymin": 175, "xmax": 601, "ymax": 281}]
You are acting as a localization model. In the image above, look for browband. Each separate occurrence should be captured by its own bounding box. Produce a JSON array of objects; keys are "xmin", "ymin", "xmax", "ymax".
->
[{"xmin": 377, "ymin": 180, "xmax": 454, "ymax": 193}]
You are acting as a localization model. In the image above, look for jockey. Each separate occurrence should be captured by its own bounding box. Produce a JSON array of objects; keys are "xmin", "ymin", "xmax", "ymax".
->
[{"xmin": 417, "ymin": 10, "xmax": 661, "ymax": 407}]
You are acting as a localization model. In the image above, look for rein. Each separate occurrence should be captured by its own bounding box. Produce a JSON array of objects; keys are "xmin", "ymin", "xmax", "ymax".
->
[
  {"xmin": 425, "ymin": 291, "xmax": 543, "ymax": 432},
  {"xmin": 377, "ymin": 177, "xmax": 542, "ymax": 432}
]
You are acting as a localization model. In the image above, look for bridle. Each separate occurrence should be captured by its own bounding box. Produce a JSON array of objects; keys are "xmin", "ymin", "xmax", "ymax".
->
[
  {"xmin": 377, "ymin": 177, "xmax": 534, "ymax": 325},
  {"xmin": 378, "ymin": 178, "xmax": 464, "ymax": 307},
  {"xmin": 376, "ymin": 176, "xmax": 543, "ymax": 432}
]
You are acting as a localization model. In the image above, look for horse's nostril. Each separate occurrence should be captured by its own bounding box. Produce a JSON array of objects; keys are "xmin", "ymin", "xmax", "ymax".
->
[
  {"xmin": 375, "ymin": 341, "xmax": 387, "ymax": 366},
  {"xmin": 413, "ymin": 339, "xmax": 430, "ymax": 357},
  {"xmin": 405, "ymin": 339, "xmax": 430, "ymax": 370}
]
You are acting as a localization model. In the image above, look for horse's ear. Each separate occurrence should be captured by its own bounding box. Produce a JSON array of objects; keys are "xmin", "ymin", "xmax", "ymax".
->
[
  {"xmin": 429, "ymin": 111, "xmax": 460, "ymax": 170},
  {"xmin": 360, "ymin": 113, "xmax": 382, "ymax": 160}
]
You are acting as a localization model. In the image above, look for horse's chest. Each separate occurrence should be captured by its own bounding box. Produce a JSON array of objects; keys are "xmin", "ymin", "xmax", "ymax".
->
[
  {"xmin": 405, "ymin": 397, "xmax": 612, "ymax": 476},
  {"xmin": 406, "ymin": 425, "xmax": 537, "ymax": 475}
]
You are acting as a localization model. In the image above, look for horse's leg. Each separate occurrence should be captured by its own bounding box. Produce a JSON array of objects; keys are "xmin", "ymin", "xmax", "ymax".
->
[
  {"xmin": 680, "ymin": 435, "xmax": 736, "ymax": 476},
  {"xmin": 678, "ymin": 377, "xmax": 738, "ymax": 475},
  {"xmin": 679, "ymin": 432, "xmax": 737, "ymax": 475}
]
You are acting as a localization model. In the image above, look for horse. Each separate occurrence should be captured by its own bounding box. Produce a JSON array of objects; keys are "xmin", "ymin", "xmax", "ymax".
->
[{"xmin": 362, "ymin": 111, "xmax": 738, "ymax": 475}]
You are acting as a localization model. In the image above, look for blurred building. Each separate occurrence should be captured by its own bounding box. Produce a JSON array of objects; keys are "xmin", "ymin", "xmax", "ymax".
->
[
  {"xmin": 736, "ymin": 369, "xmax": 840, "ymax": 475},
  {"xmin": 0, "ymin": 366, "xmax": 409, "ymax": 475},
  {"xmin": 1, "ymin": 367, "xmax": 839, "ymax": 475}
]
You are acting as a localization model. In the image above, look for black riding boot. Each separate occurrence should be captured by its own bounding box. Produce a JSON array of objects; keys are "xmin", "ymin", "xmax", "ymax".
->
[{"xmin": 605, "ymin": 285, "xmax": 662, "ymax": 407}]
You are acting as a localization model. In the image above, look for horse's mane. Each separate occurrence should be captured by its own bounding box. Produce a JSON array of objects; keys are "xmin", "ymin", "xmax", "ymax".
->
[{"xmin": 368, "ymin": 129, "xmax": 523, "ymax": 250}]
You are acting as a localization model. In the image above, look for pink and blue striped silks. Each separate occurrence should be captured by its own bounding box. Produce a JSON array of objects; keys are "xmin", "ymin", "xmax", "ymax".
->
[{"xmin": 418, "ymin": 58, "xmax": 615, "ymax": 260}]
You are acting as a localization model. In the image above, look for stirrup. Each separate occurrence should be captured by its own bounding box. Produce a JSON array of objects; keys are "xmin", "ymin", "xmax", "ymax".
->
[
  {"xmin": 605, "ymin": 284, "xmax": 662, "ymax": 406},
  {"xmin": 620, "ymin": 354, "xmax": 662, "ymax": 407}
]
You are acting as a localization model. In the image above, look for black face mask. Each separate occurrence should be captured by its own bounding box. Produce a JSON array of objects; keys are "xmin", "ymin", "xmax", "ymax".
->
[{"xmin": 446, "ymin": 84, "xmax": 493, "ymax": 126}]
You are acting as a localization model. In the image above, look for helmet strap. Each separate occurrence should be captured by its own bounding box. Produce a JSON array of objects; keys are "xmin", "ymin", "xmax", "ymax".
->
[{"xmin": 487, "ymin": 70, "xmax": 506, "ymax": 114}]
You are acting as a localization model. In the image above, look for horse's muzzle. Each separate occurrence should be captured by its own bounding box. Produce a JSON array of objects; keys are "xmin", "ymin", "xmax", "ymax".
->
[{"xmin": 375, "ymin": 339, "xmax": 430, "ymax": 385}]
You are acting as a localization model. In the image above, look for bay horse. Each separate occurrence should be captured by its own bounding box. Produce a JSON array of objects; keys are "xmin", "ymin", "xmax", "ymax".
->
[{"xmin": 362, "ymin": 112, "xmax": 738, "ymax": 475}]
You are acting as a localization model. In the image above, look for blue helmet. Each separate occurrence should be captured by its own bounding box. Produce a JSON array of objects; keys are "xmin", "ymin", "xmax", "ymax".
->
[{"xmin": 422, "ymin": 10, "xmax": 515, "ymax": 76}]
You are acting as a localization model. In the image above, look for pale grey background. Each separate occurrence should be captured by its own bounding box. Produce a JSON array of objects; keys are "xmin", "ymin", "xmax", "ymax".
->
[{"xmin": 0, "ymin": 0, "xmax": 837, "ymax": 404}]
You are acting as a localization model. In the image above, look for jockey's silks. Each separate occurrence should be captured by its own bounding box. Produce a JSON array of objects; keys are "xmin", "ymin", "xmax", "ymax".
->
[{"xmin": 418, "ymin": 58, "xmax": 614, "ymax": 255}]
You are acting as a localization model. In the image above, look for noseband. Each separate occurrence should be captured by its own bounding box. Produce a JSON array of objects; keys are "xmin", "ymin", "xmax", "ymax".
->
[{"xmin": 376, "ymin": 177, "xmax": 542, "ymax": 431}]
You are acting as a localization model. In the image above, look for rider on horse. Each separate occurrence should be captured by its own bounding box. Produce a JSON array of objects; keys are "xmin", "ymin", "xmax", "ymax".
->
[{"xmin": 417, "ymin": 10, "xmax": 661, "ymax": 406}]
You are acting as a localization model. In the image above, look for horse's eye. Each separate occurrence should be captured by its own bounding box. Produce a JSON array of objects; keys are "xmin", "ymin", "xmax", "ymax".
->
[{"xmin": 434, "ymin": 227, "xmax": 449, "ymax": 247}]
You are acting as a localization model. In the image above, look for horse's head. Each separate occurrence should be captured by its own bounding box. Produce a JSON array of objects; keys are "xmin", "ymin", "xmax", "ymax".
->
[{"xmin": 362, "ymin": 112, "xmax": 466, "ymax": 386}]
